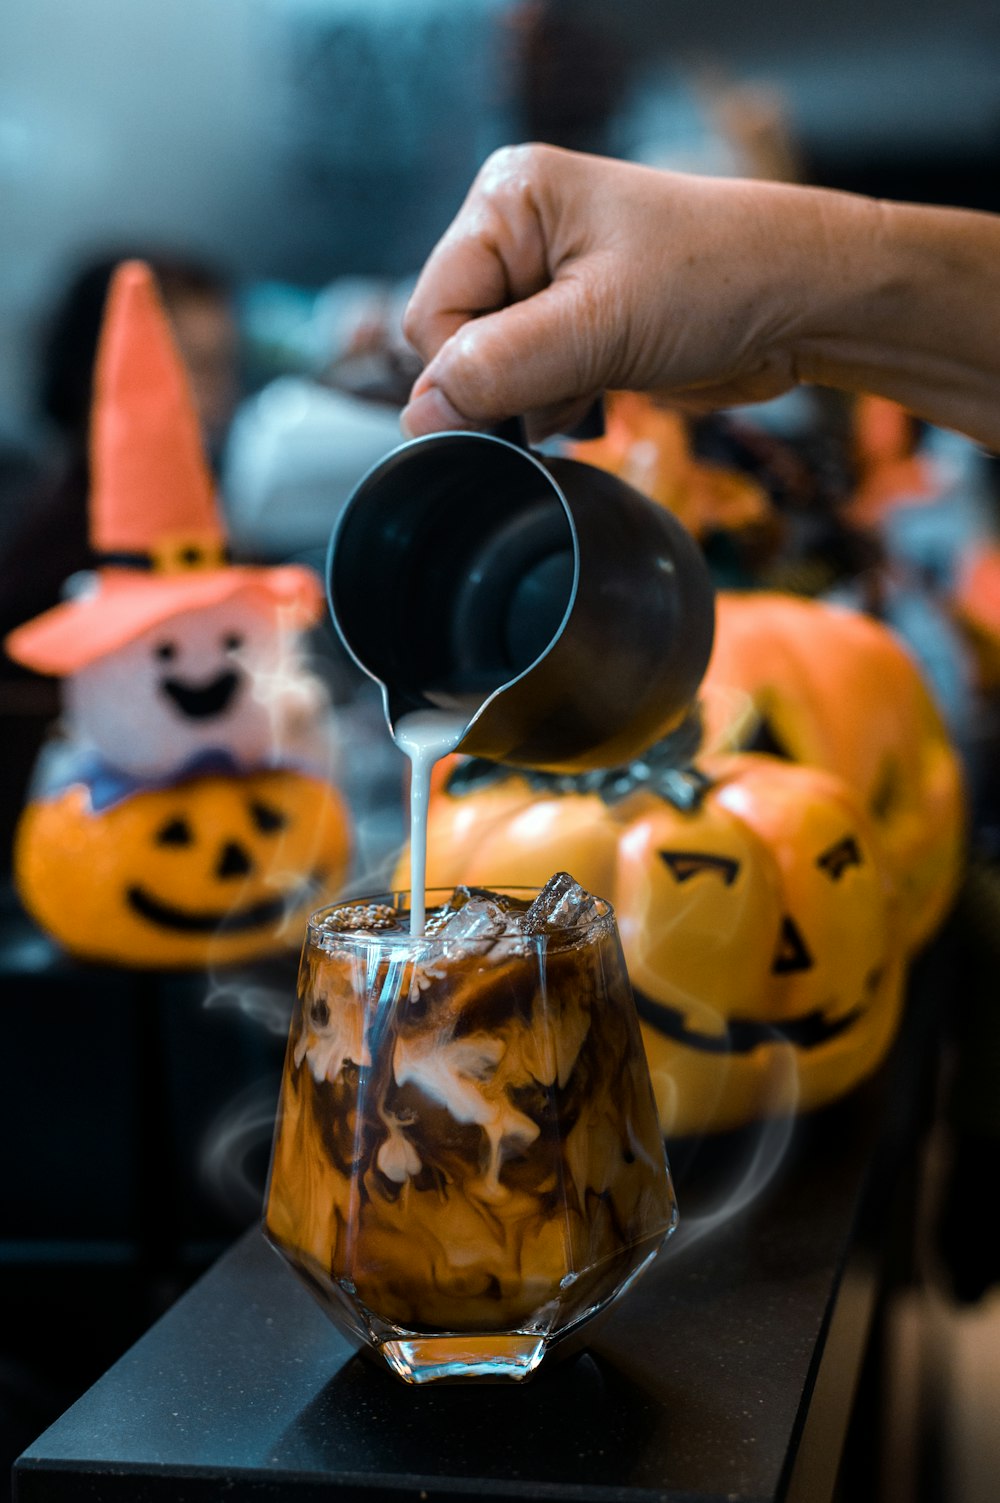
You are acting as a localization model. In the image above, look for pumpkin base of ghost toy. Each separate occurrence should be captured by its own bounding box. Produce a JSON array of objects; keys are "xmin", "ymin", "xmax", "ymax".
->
[{"xmin": 14, "ymin": 769, "xmax": 350, "ymax": 969}]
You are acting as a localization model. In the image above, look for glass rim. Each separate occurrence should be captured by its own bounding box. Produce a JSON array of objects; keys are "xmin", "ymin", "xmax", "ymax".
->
[{"xmin": 306, "ymin": 885, "xmax": 615, "ymax": 948}]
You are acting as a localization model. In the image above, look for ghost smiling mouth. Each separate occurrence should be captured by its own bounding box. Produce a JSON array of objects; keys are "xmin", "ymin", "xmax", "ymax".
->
[{"xmin": 160, "ymin": 669, "xmax": 241, "ymax": 719}]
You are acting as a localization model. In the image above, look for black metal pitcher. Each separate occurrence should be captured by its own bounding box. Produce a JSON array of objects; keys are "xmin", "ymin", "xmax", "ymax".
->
[{"xmin": 326, "ymin": 417, "xmax": 715, "ymax": 773}]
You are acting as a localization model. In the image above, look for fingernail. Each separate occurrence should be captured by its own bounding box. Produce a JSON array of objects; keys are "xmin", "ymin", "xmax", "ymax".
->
[{"xmin": 400, "ymin": 385, "xmax": 468, "ymax": 438}]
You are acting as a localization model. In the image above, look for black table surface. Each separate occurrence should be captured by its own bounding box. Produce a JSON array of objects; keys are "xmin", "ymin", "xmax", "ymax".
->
[{"xmin": 13, "ymin": 942, "xmax": 947, "ymax": 1503}]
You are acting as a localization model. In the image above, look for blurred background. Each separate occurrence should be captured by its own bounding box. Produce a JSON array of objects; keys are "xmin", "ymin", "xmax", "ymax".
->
[
  {"xmin": 2, "ymin": 2, "xmax": 1000, "ymax": 1499},
  {"xmin": 4, "ymin": 0, "xmax": 1000, "ymax": 454},
  {"xmin": 4, "ymin": 0, "xmax": 1000, "ymax": 578}
]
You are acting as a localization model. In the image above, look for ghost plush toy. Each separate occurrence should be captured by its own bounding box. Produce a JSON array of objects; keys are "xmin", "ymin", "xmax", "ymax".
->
[
  {"xmin": 5, "ymin": 261, "xmax": 351, "ymax": 967},
  {"xmin": 63, "ymin": 591, "xmax": 330, "ymax": 784}
]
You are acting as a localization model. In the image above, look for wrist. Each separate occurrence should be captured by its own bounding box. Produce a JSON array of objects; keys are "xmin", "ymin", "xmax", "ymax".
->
[
  {"xmin": 791, "ymin": 189, "xmax": 1000, "ymax": 446},
  {"xmin": 787, "ymin": 186, "xmax": 905, "ymax": 391}
]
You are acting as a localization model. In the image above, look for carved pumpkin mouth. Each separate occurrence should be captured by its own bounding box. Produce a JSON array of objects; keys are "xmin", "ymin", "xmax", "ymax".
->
[
  {"xmin": 126, "ymin": 872, "xmax": 325, "ymax": 934},
  {"xmin": 632, "ymin": 987, "xmax": 865, "ymax": 1055},
  {"xmin": 160, "ymin": 669, "xmax": 240, "ymax": 720}
]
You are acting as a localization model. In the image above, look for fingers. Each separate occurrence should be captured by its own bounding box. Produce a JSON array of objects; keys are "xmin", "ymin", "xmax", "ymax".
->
[
  {"xmin": 401, "ymin": 382, "xmax": 600, "ymax": 444},
  {"xmin": 401, "ymin": 144, "xmax": 616, "ymax": 436},
  {"xmin": 401, "ymin": 278, "xmax": 612, "ymax": 438},
  {"xmin": 401, "ymin": 228, "xmax": 511, "ymax": 372},
  {"xmin": 522, "ymin": 395, "xmax": 605, "ymax": 445},
  {"xmin": 398, "ymin": 143, "xmax": 817, "ymax": 440},
  {"xmin": 399, "ymin": 383, "xmax": 470, "ymax": 437},
  {"xmin": 403, "ymin": 145, "xmax": 554, "ymax": 367}
]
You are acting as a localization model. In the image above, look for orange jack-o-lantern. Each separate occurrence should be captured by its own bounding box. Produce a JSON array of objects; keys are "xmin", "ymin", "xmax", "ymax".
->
[
  {"xmin": 616, "ymin": 755, "xmax": 904, "ymax": 1134},
  {"xmin": 569, "ymin": 392, "xmax": 771, "ymax": 539},
  {"xmin": 395, "ymin": 751, "xmax": 904, "ymax": 1135},
  {"xmin": 700, "ymin": 591, "xmax": 965, "ymax": 950},
  {"xmin": 15, "ymin": 770, "xmax": 351, "ymax": 969}
]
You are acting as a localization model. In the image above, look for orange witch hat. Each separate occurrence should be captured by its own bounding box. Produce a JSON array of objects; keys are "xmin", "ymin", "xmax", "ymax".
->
[{"xmin": 6, "ymin": 261, "xmax": 321, "ymax": 676}]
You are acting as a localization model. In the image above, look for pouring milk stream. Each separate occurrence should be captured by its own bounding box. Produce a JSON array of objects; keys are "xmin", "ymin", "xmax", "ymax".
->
[{"xmin": 393, "ymin": 708, "xmax": 470, "ymax": 934}]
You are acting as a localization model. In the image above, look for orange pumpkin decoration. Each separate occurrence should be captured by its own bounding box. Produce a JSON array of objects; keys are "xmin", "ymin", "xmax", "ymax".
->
[
  {"xmin": 569, "ymin": 392, "xmax": 771, "ymax": 539},
  {"xmin": 395, "ymin": 751, "xmax": 904, "ymax": 1135},
  {"xmin": 700, "ymin": 591, "xmax": 965, "ymax": 950},
  {"xmin": 15, "ymin": 770, "xmax": 351, "ymax": 969}
]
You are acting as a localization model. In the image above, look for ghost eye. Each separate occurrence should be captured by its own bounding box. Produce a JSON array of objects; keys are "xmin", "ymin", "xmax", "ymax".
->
[
  {"xmin": 249, "ymin": 800, "xmax": 288, "ymax": 834},
  {"xmin": 223, "ymin": 633, "xmax": 244, "ymax": 653},
  {"xmin": 816, "ymin": 835, "xmax": 863, "ymax": 881},
  {"xmin": 154, "ymin": 640, "xmax": 177, "ymax": 662},
  {"xmin": 156, "ymin": 816, "xmax": 194, "ymax": 847},
  {"xmin": 658, "ymin": 851, "xmax": 740, "ymax": 886}
]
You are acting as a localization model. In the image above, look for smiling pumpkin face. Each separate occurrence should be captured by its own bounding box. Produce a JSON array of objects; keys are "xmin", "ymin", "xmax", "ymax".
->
[
  {"xmin": 616, "ymin": 756, "xmax": 905, "ymax": 1135},
  {"xmin": 14, "ymin": 770, "xmax": 351, "ymax": 968},
  {"xmin": 404, "ymin": 751, "xmax": 905, "ymax": 1135}
]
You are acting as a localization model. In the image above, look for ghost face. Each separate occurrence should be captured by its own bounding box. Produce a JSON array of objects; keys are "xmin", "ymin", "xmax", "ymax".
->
[{"xmin": 65, "ymin": 594, "xmax": 325, "ymax": 779}]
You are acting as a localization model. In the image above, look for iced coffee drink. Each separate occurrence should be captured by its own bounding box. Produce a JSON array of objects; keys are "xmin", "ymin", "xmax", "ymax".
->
[{"xmin": 264, "ymin": 873, "xmax": 677, "ymax": 1383}]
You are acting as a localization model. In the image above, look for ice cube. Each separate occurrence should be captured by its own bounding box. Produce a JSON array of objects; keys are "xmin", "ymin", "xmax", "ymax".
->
[
  {"xmin": 455, "ymin": 884, "xmax": 518, "ymax": 911},
  {"xmin": 521, "ymin": 872, "xmax": 602, "ymax": 933},
  {"xmin": 423, "ymin": 886, "xmax": 484, "ymax": 934},
  {"xmin": 434, "ymin": 895, "xmax": 509, "ymax": 948}
]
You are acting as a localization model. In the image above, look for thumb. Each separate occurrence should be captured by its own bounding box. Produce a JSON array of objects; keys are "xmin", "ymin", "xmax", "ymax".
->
[{"xmin": 401, "ymin": 278, "xmax": 608, "ymax": 438}]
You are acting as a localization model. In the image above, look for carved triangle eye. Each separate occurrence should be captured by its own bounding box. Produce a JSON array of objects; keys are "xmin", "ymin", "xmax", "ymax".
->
[
  {"xmin": 249, "ymin": 800, "xmax": 288, "ymax": 835},
  {"xmin": 816, "ymin": 835, "xmax": 863, "ymax": 881},
  {"xmin": 156, "ymin": 816, "xmax": 194, "ymax": 847},
  {"xmin": 658, "ymin": 851, "xmax": 740, "ymax": 886},
  {"xmin": 772, "ymin": 916, "xmax": 814, "ymax": 974},
  {"xmin": 747, "ymin": 714, "xmax": 793, "ymax": 760}
]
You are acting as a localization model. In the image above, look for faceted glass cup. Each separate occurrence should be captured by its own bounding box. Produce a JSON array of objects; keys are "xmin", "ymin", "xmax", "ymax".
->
[{"xmin": 263, "ymin": 887, "xmax": 678, "ymax": 1384}]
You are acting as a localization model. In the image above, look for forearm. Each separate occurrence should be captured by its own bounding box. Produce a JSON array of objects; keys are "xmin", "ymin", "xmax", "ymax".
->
[{"xmin": 789, "ymin": 190, "xmax": 1000, "ymax": 449}]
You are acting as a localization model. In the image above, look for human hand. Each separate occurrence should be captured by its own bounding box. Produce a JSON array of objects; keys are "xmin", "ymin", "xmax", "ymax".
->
[
  {"xmin": 400, "ymin": 145, "xmax": 868, "ymax": 441},
  {"xmin": 401, "ymin": 144, "xmax": 1000, "ymax": 451}
]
